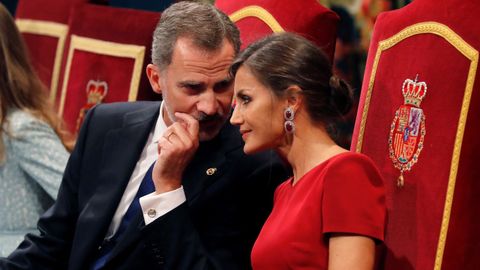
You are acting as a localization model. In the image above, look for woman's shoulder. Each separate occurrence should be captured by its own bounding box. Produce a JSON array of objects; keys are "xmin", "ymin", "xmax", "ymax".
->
[
  {"xmin": 4, "ymin": 109, "xmax": 55, "ymax": 139},
  {"xmin": 7, "ymin": 109, "xmax": 45, "ymax": 131},
  {"xmin": 8, "ymin": 108, "xmax": 35, "ymax": 121},
  {"xmin": 325, "ymin": 151, "xmax": 378, "ymax": 170},
  {"xmin": 321, "ymin": 151, "xmax": 384, "ymax": 186}
]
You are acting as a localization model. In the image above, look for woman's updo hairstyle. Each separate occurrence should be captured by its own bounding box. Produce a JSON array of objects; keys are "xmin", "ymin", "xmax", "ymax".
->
[{"xmin": 230, "ymin": 32, "xmax": 353, "ymax": 128}]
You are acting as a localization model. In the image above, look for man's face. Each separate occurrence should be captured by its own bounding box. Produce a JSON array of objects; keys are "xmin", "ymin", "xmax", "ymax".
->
[{"xmin": 148, "ymin": 37, "xmax": 236, "ymax": 141}]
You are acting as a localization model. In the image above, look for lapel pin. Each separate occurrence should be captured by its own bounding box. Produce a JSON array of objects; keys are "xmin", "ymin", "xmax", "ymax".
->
[{"xmin": 206, "ymin": 168, "xmax": 217, "ymax": 176}]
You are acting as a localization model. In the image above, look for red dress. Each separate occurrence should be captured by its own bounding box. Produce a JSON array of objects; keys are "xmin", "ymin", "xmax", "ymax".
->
[{"xmin": 251, "ymin": 152, "xmax": 386, "ymax": 269}]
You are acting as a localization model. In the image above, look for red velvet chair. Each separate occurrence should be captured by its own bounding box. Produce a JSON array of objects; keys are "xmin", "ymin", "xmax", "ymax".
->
[
  {"xmin": 215, "ymin": 0, "xmax": 338, "ymax": 63},
  {"xmin": 57, "ymin": 3, "xmax": 160, "ymax": 134},
  {"xmin": 15, "ymin": 0, "xmax": 86, "ymax": 103},
  {"xmin": 351, "ymin": 0, "xmax": 480, "ymax": 269}
]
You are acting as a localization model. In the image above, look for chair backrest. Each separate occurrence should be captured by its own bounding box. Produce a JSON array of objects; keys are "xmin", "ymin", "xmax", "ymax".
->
[
  {"xmin": 57, "ymin": 3, "xmax": 160, "ymax": 134},
  {"xmin": 215, "ymin": 0, "xmax": 339, "ymax": 63},
  {"xmin": 15, "ymin": 0, "xmax": 86, "ymax": 103},
  {"xmin": 351, "ymin": 1, "xmax": 480, "ymax": 269},
  {"xmin": 108, "ymin": 0, "xmax": 172, "ymax": 12}
]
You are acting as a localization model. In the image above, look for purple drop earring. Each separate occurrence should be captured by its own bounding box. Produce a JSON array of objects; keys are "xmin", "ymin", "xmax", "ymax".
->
[{"xmin": 283, "ymin": 107, "xmax": 295, "ymax": 134}]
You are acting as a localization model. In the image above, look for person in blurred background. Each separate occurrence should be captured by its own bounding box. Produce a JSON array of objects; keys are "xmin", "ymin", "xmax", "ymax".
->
[
  {"xmin": 0, "ymin": 2, "xmax": 71, "ymax": 256},
  {"xmin": 230, "ymin": 32, "xmax": 386, "ymax": 269}
]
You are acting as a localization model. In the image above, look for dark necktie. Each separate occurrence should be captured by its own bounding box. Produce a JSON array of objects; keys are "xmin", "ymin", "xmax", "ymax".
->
[{"xmin": 92, "ymin": 162, "xmax": 156, "ymax": 270}]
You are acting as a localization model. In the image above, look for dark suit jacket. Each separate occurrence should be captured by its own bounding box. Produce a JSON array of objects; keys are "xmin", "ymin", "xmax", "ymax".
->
[{"xmin": 0, "ymin": 102, "xmax": 289, "ymax": 270}]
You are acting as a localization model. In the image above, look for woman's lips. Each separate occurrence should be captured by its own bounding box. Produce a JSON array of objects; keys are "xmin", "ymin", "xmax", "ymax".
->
[{"xmin": 240, "ymin": 130, "xmax": 251, "ymax": 140}]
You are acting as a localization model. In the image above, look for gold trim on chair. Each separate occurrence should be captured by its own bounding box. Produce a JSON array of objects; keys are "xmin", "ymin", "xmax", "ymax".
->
[
  {"xmin": 58, "ymin": 35, "xmax": 146, "ymax": 115},
  {"xmin": 355, "ymin": 22, "xmax": 478, "ymax": 270},
  {"xmin": 16, "ymin": 19, "xmax": 68, "ymax": 103},
  {"xmin": 229, "ymin": 5, "xmax": 284, "ymax": 33}
]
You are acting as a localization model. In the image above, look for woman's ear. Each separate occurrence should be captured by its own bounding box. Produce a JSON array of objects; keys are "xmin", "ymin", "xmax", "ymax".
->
[
  {"xmin": 146, "ymin": 64, "xmax": 162, "ymax": 94},
  {"xmin": 285, "ymin": 85, "xmax": 303, "ymax": 111}
]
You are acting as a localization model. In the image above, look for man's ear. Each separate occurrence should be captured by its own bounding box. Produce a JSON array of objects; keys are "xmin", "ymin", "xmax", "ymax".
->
[
  {"xmin": 285, "ymin": 85, "xmax": 303, "ymax": 111},
  {"xmin": 146, "ymin": 64, "xmax": 162, "ymax": 94}
]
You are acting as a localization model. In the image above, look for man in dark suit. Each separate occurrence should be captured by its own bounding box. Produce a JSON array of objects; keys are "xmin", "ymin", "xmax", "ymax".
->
[{"xmin": 0, "ymin": 2, "xmax": 288, "ymax": 269}]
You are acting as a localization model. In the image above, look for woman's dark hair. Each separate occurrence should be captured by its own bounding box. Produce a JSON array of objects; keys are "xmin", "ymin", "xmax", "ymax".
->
[{"xmin": 230, "ymin": 32, "xmax": 353, "ymax": 128}]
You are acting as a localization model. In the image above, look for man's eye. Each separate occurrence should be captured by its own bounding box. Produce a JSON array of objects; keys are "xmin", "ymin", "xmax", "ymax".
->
[
  {"xmin": 214, "ymin": 80, "xmax": 233, "ymax": 93},
  {"xmin": 180, "ymin": 84, "xmax": 204, "ymax": 95},
  {"xmin": 184, "ymin": 84, "xmax": 202, "ymax": 91}
]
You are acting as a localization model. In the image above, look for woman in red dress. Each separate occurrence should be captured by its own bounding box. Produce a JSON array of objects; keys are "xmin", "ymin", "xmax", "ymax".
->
[{"xmin": 230, "ymin": 32, "xmax": 386, "ymax": 270}]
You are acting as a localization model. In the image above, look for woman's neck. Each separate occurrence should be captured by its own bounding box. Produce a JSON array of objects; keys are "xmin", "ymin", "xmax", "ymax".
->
[{"xmin": 277, "ymin": 123, "xmax": 347, "ymax": 185}]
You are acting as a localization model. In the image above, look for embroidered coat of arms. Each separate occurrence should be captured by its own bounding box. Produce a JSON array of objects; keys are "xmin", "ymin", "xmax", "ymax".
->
[{"xmin": 388, "ymin": 75, "xmax": 427, "ymax": 187}]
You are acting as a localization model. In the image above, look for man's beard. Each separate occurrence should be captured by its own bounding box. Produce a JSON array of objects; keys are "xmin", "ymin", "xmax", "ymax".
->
[
  {"xmin": 196, "ymin": 112, "xmax": 228, "ymax": 141},
  {"xmin": 163, "ymin": 103, "xmax": 228, "ymax": 141}
]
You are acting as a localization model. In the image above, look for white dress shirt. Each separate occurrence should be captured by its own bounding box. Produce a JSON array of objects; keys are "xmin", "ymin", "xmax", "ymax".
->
[{"xmin": 105, "ymin": 103, "xmax": 186, "ymax": 239}]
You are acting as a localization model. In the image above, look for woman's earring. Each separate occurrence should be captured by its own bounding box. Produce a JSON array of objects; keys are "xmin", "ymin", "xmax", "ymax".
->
[{"xmin": 283, "ymin": 107, "xmax": 295, "ymax": 134}]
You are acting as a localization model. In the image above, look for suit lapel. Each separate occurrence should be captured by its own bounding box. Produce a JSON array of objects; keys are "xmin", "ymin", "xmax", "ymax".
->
[
  {"xmin": 182, "ymin": 142, "xmax": 226, "ymax": 203},
  {"xmin": 106, "ymin": 211, "xmax": 144, "ymax": 263},
  {"xmin": 102, "ymin": 119, "xmax": 243, "ymax": 267},
  {"xmin": 73, "ymin": 103, "xmax": 160, "ymax": 268},
  {"xmin": 182, "ymin": 123, "xmax": 242, "ymax": 204}
]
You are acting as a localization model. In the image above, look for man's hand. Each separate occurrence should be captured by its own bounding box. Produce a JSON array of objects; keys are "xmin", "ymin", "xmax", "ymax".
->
[{"xmin": 152, "ymin": 112, "xmax": 199, "ymax": 194}]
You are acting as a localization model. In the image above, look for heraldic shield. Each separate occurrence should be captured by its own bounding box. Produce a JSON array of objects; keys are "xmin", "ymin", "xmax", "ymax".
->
[
  {"xmin": 388, "ymin": 76, "xmax": 427, "ymax": 187},
  {"xmin": 351, "ymin": 0, "xmax": 480, "ymax": 269}
]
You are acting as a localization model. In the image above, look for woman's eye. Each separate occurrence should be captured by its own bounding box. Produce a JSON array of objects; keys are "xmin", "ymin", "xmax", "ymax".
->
[{"xmin": 239, "ymin": 94, "xmax": 251, "ymax": 105}]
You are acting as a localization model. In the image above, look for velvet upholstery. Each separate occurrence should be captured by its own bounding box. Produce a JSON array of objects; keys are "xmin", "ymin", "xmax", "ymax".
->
[
  {"xmin": 15, "ymin": 0, "xmax": 86, "ymax": 102},
  {"xmin": 57, "ymin": 4, "xmax": 160, "ymax": 134},
  {"xmin": 351, "ymin": 1, "xmax": 480, "ymax": 269},
  {"xmin": 215, "ymin": 0, "xmax": 339, "ymax": 63}
]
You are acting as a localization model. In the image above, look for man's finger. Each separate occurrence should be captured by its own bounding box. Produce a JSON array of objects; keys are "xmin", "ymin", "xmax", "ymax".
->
[
  {"xmin": 168, "ymin": 124, "xmax": 191, "ymax": 146},
  {"xmin": 175, "ymin": 112, "xmax": 199, "ymax": 139}
]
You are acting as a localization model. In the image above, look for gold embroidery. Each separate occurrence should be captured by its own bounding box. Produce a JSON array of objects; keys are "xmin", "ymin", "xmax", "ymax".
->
[
  {"xmin": 229, "ymin": 5, "xmax": 284, "ymax": 33},
  {"xmin": 354, "ymin": 22, "xmax": 478, "ymax": 270},
  {"xmin": 388, "ymin": 76, "xmax": 427, "ymax": 187},
  {"xmin": 16, "ymin": 19, "xmax": 68, "ymax": 103},
  {"xmin": 59, "ymin": 35, "xmax": 145, "ymax": 115}
]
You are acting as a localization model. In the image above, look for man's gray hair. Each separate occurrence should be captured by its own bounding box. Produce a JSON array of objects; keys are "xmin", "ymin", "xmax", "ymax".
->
[{"xmin": 151, "ymin": 1, "xmax": 241, "ymax": 70}]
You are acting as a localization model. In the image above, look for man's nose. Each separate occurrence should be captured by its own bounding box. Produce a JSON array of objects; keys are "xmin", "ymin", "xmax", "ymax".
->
[{"xmin": 197, "ymin": 91, "xmax": 219, "ymax": 115}]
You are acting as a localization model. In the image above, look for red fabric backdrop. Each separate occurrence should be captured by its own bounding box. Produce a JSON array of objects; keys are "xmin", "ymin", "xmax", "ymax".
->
[
  {"xmin": 215, "ymin": 0, "xmax": 339, "ymax": 63},
  {"xmin": 15, "ymin": 0, "xmax": 87, "ymax": 101},
  {"xmin": 351, "ymin": 0, "xmax": 480, "ymax": 269},
  {"xmin": 20, "ymin": 34, "xmax": 59, "ymax": 91},
  {"xmin": 58, "ymin": 3, "xmax": 160, "ymax": 133},
  {"xmin": 15, "ymin": 0, "xmax": 83, "ymax": 22}
]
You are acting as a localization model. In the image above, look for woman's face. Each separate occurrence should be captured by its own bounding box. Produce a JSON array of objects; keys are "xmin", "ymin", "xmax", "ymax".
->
[{"xmin": 230, "ymin": 65, "xmax": 286, "ymax": 154}]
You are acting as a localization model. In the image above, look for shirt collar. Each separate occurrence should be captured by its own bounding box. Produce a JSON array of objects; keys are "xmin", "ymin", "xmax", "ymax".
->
[{"xmin": 152, "ymin": 102, "xmax": 168, "ymax": 143}]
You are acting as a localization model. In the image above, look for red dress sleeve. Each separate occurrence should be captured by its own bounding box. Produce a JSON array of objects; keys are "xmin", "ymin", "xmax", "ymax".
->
[{"xmin": 322, "ymin": 153, "xmax": 386, "ymax": 241}]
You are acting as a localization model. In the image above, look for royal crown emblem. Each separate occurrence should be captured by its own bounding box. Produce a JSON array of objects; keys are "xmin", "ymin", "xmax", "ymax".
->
[
  {"xmin": 388, "ymin": 75, "xmax": 427, "ymax": 187},
  {"xmin": 76, "ymin": 79, "xmax": 108, "ymax": 132}
]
